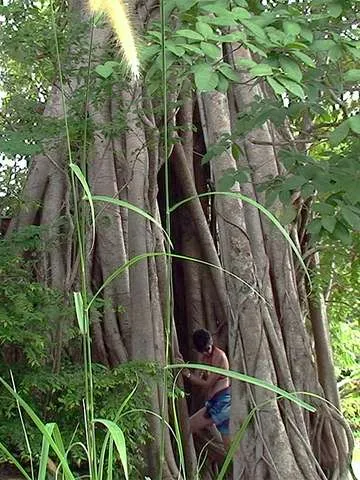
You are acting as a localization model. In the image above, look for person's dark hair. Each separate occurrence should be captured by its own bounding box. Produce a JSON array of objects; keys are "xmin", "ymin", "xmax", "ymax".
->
[{"xmin": 193, "ymin": 329, "xmax": 212, "ymax": 352}]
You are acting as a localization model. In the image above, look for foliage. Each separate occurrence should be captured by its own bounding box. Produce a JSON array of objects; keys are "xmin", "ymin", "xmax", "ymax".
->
[
  {"xmin": 0, "ymin": 362, "xmax": 161, "ymax": 478},
  {"xmin": 315, "ymin": 238, "xmax": 360, "ymax": 435},
  {"xmin": 0, "ymin": 227, "xmax": 67, "ymax": 366}
]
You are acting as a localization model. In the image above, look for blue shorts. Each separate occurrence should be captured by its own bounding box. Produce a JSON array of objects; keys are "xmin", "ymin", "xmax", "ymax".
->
[{"xmin": 205, "ymin": 387, "xmax": 231, "ymax": 435}]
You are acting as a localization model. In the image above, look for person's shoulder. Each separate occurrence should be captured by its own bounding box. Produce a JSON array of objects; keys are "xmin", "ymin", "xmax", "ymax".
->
[
  {"xmin": 214, "ymin": 346, "xmax": 226, "ymax": 356},
  {"xmin": 214, "ymin": 346, "xmax": 228, "ymax": 362}
]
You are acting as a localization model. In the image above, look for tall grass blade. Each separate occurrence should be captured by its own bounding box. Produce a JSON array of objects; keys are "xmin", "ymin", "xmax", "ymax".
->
[
  {"xmin": 0, "ymin": 377, "xmax": 75, "ymax": 480},
  {"xmin": 170, "ymin": 372, "xmax": 185, "ymax": 479},
  {"xmin": 98, "ymin": 383, "xmax": 138, "ymax": 480},
  {"xmin": 69, "ymin": 163, "xmax": 96, "ymax": 251},
  {"xmin": 38, "ymin": 423, "xmax": 57, "ymax": 480},
  {"xmin": 90, "ymin": 195, "xmax": 173, "ymax": 248},
  {"xmin": 107, "ymin": 438, "xmax": 114, "ymax": 480},
  {"xmin": 217, "ymin": 406, "xmax": 257, "ymax": 480},
  {"xmin": 38, "ymin": 422, "xmax": 68, "ymax": 480},
  {"xmin": 87, "ymin": 252, "xmax": 267, "ymax": 312},
  {"xmin": 0, "ymin": 441, "xmax": 32, "ymax": 480},
  {"xmin": 10, "ymin": 371, "xmax": 34, "ymax": 480},
  {"xmin": 93, "ymin": 419, "xmax": 128, "ymax": 480},
  {"xmin": 170, "ymin": 191, "xmax": 310, "ymax": 285},
  {"xmin": 167, "ymin": 364, "xmax": 315, "ymax": 412},
  {"xmin": 73, "ymin": 292, "xmax": 86, "ymax": 334}
]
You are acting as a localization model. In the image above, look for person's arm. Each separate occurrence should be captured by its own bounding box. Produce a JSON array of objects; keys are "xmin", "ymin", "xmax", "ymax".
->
[{"xmin": 184, "ymin": 352, "xmax": 228, "ymax": 389}]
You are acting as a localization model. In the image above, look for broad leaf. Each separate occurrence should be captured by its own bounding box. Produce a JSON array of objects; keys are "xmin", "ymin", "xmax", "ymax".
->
[
  {"xmin": 292, "ymin": 51, "xmax": 315, "ymax": 68},
  {"xmin": 195, "ymin": 22, "xmax": 213, "ymax": 40},
  {"xmin": 279, "ymin": 56, "xmax": 302, "ymax": 82},
  {"xmin": 267, "ymin": 77, "xmax": 286, "ymax": 95},
  {"xmin": 193, "ymin": 63, "xmax": 219, "ymax": 91},
  {"xmin": 322, "ymin": 215, "xmax": 337, "ymax": 233},
  {"xmin": 348, "ymin": 115, "xmax": 360, "ymax": 134},
  {"xmin": 283, "ymin": 21, "xmax": 301, "ymax": 37},
  {"xmin": 217, "ymin": 63, "xmax": 240, "ymax": 81},
  {"xmin": 341, "ymin": 207, "xmax": 360, "ymax": 230},
  {"xmin": 312, "ymin": 39, "xmax": 336, "ymax": 52},
  {"xmin": 277, "ymin": 77, "xmax": 305, "ymax": 99},
  {"xmin": 329, "ymin": 120, "xmax": 349, "ymax": 146},
  {"xmin": 344, "ymin": 69, "xmax": 360, "ymax": 82},
  {"xmin": 328, "ymin": 3, "xmax": 342, "ymax": 17},
  {"xmin": 175, "ymin": 29, "xmax": 204, "ymax": 41},
  {"xmin": 250, "ymin": 63, "xmax": 273, "ymax": 76},
  {"xmin": 200, "ymin": 42, "xmax": 221, "ymax": 60}
]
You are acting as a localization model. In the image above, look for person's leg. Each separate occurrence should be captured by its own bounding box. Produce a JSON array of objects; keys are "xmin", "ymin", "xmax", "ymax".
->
[{"xmin": 189, "ymin": 406, "xmax": 213, "ymax": 434}]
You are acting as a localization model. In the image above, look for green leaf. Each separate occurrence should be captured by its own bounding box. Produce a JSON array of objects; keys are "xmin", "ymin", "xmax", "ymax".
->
[
  {"xmin": 200, "ymin": 42, "xmax": 221, "ymax": 60},
  {"xmin": 241, "ymin": 19, "xmax": 267, "ymax": 40},
  {"xmin": 282, "ymin": 175, "xmax": 307, "ymax": 189},
  {"xmin": 307, "ymin": 218, "xmax": 322, "ymax": 235},
  {"xmin": 175, "ymin": 29, "xmax": 204, "ymax": 41},
  {"xmin": 220, "ymin": 31, "xmax": 247, "ymax": 42},
  {"xmin": 193, "ymin": 63, "xmax": 219, "ymax": 91},
  {"xmin": 344, "ymin": 69, "xmax": 360, "ymax": 82},
  {"xmin": 70, "ymin": 163, "xmax": 96, "ymax": 251},
  {"xmin": 167, "ymin": 364, "xmax": 315, "ymax": 412},
  {"xmin": 277, "ymin": 77, "xmax": 305, "ymax": 99},
  {"xmin": 175, "ymin": 0, "xmax": 198, "ymax": 10},
  {"xmin": 216, "ymin": 74, "xmax": 229, "ymax": 93},
  {"xmin": 312, "ymin": 203, "xmax": 335, "ymax": 215},
  {"xmin": 0, "ymin": 442, "xmax": 32, "ymax": 480},
  {"xmin": 195, "ymin": 22, "xmax": 213, "ymax": 40},
  {"xmin": 300, "ymin": 27, "xmax": 313, "ymax": 43},
  {"xmin": 166, "ymin": 43, "xmax": 185, "ymax": 57},
  {"xmin": 246, "ymin": 43, "xmax": 267, "ymax": 58},
  {"xmin": 312, "ymin": 39, "xmax": 336, "ymax": 52},
  {"xmin": 94, "ymin": 419, "xmax": 128, "ymax": 480},
  {"xmin": 73, "ymin": 292, "xmax": 86, "ymax": 334},
  {"xmin": 232, "ymin": 7, "xmax": 251, "ymax": 19},
  {"xmin": 279, "ymin": 57, "xmax": 302, "ymax": 82},
  {"xmin": 333, "ymin": 223, "xmax": 352, "ymax": 245},
  {"xmin": 267, "ymin": 77, "xmax": 286, "ymax": 96},
  {"xmin": 206, "ymin": 15, "xmax": 237, "ymax": 26},
  {"xmin": 291, "ymin": 51, "xmax": 315, "ymax": 68},
  {"xmin": 218, "ymin": 173, "xmax": 236, "ymax": 191},
  {"xmin": 328, "ymin": 45, "xmax": 343, "ymax": 62},
  {"xmin": 200, "ymin": 4, "xmax": 229, "ymax": 15},
  {"xmin": 301, "ymin": 183, "xmax": 315, "ymax": 199},
  {"xmin": 231, "ymin": 143, "xmax": 242, "ymax": 161},
  {"xmin": 183, "ymin": 44, "xmax": 204, "ymax": 55},
  {"xmin": 322, "ymin": 215, "xmax": 336, "ymax": 233},
  {"xmin": 341, "ymin": 206, "xmax": 360, "ymax": 230},
  {"xmin": 90, "ymin": 195, "xmax": 172, "ymax": 246},
  {"xmin": 280, "ymin": 205, "xmax": 297, "ymax": 225},
  {"xmin": 236, "ymin": 58, "xmax": 257, "ymax": 69},
  {"xmin": 95, "ymin": 63, "xmax": 113, "ymax": 79},
  {"xmin": 0, "ymin": 378, "xmax": 75, "ymax": 480},
  {"xmin": 328, "ymin": 3, "xmax": 342, "ymax": 17},
  {"xmin": 170, "ymin": 191, "xmax": 311, "ymax": 285},
  {"xmin": 348, "ymin": 115, "xmax": 360, "ymax": 134},
  {"xmin": 329, "ymin": 120, "xmax": 349, "ymax": 146},
  {"xmin": 249, "ymin": 63, "xmax": 273, "ymax": 76},
  {"xmin": 283, "ymin": 21, "xmax": 301, "ymax": 37},
  {"xmin": 217, "ymin": 63, "xmax": 240, "ymax": 81}
]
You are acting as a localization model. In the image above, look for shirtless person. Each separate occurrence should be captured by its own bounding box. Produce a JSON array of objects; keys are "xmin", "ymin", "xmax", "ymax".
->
[{"xmin": 181, "ymin": 329, "xmax": 231, "ymax": 449}]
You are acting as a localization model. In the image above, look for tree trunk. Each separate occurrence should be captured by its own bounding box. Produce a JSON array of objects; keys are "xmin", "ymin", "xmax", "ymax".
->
[{"xmin": 7, "ymin": 2, "xmax": 351, "ymax": 479}]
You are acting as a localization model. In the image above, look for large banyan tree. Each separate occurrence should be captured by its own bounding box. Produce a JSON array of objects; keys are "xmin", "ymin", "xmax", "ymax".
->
[{"xmin": 2, "ymin": 0, "xmax": 358, "ymax": 478}]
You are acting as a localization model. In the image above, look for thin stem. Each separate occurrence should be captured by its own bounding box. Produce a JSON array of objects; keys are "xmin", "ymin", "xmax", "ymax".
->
[
  {"xmin": 49, "ymin": 4, "xmax": 97, "ymax": 479},
  {"xmin": 159, "ymin": 0, "xmax": 173, "ymax": 476}
]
